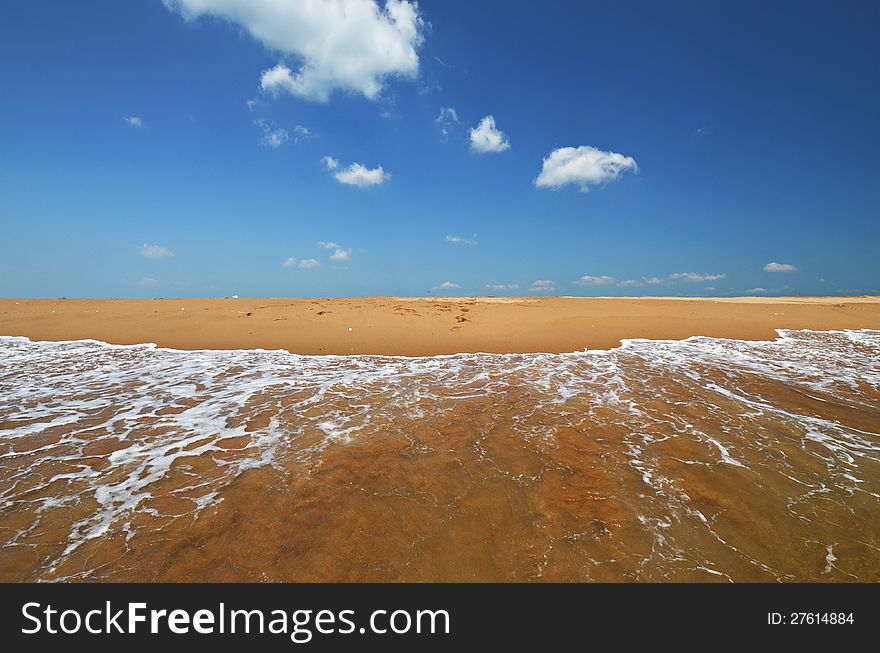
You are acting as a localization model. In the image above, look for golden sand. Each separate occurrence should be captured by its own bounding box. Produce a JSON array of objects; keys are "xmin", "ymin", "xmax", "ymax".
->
[{"xmin": 1, "ymin": 296, "xmax": 879, "ymax": 355}]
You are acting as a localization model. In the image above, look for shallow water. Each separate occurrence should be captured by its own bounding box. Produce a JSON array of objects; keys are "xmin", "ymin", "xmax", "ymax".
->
[{"xmin": 0, "ymin": 329, "xmax": 878, "ymax": 582}]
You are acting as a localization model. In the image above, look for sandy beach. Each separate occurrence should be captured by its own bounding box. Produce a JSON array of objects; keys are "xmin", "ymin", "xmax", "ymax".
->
[{"xmin": 1, "ymin": 296, "xmax": 879, "ymax": 355}]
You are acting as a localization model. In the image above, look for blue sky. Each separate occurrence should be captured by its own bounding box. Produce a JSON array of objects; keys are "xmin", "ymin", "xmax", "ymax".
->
[{"xmin": 1, "ymin": 0, "xmax": 878, "ymax": 298}]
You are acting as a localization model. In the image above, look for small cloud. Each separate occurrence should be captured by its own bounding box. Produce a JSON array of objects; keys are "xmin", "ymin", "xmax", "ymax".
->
[
  {"xmin": 574, "ymin": 275, "xmax": 617, "ymax": 286},
  {"xmin": 668, "ymin": 272, "xmax": 726, "ymax": 283},
  {"xmin": 445, "ymin": 235, "xmax": 477, "ymax": 246},
  {"xmin": 469, "ymin": 115, "xmax": 510, "ymax": 153},
  {"xmin": 282, "ymin": 257, "xmax": 320, "ymax": 269},
  {"xmin": 764, "ymin": 262, "xmax": 798, "ymax": 273},
  {"xmin": 253, "ymin": 118, "xmax": 288, "ymax": 148},
  {"xmin": 432, "ymin": 281, "xmax": 460, "ymax": 291},
  {"xmin": 704, "ymin": 286, "xmax": 716, "ymax": 292},
  {"xmin": 694, "ymin": 126, "xmax": 711, "ymax": 137},
  {"xmin": 747, "ymin": 287, "xmax": 769, "ymax": 293},
  {"xmin": 317, "ymin": 241, "xmax": 340, "ymax": 250},
  {"xmin": 321, "ymin": 155, "xmax": 339, "ymax": 170},
  {"xmin": 137, "ymin": 277, "xmax": 159, "ymax": 287},
  {"xmin": 329, "ymin": 248, "xmax": 352, "ymax": 262},
  {"xmin": 123, "ymin": 116, "xmax": 143, "ymax": 127},
  {"xmin": 619, "ymin": 276, "xmax": 664, "ymax": 287},
  {"xmin": 329, "ymin": 161, "xmax": 390, "ymax": 187},
  {"xmin": 436, "ymin": 107, "xmax": 459, "ymax": 138},
  {"xmin": 293, "ymin": 125, "xmax": 313, "ymax": 142},
  {"xmin": 486, "ymin": 283, "xmax": 519, "ymax": 292},
  {"xmin": 246, "ymin": 99, "xmax": 260, "ymax": 112},
  {"xmin": 535, "ymin": 145, "xmax": 637, "ymax": 192},
  {"xmin": 529, "ymin": 279, "xmax": 556, "ymax": 293},
  {"xmin": 138, "ymin": 244, "xmax": 174, "ymax": 259}
]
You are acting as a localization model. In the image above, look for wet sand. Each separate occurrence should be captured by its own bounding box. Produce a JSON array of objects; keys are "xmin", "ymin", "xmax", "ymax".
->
[{"xmin": 1, "ymin": 296, "xmax": 879, "ymax": 355}]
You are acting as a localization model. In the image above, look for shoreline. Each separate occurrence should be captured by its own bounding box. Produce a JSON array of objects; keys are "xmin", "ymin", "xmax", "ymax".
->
[{"xmin": 2, "ymin": 296, "xmax": 879, "ymax": 356}]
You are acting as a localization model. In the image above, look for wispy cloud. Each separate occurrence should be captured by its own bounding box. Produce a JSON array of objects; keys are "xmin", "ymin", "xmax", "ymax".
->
[
  {"xmin": 469, "ymin": 115, "xmax": 510, "ymax": 153},
  {"xmin": 317, "ymin": 241, "xmax": 340, "ymax": 250},
  {"xmin": 764, "ymin": 262, "xmax": 798, "ymax": 273},
  {"xmin": 123, "ymin": 116, "xmax": 143, "ymax": 127},
  {"xmin": 445, "ymin": 235, "xmax": 477, "ymax": 246},
  {"xmin": 321, "ymin": 156, "xmax": 339, "ymax": 170},
  {"xmin": 436, "ymin": 107, "xmax": 459, "ymax": 138},
  {"xmin": 166, "ymin": 0, "xmax": 425, "ymax": 103},
  {"xmin": 667, "ymin": 272, "xmax": 726, "ymax": 283},
  {"xmin": 432, "ymin": 281, "xmax": 460, "ymax": 291},
  {"xmin": 253, "ymin": 118, "xmax": 288, "ymax": 148},
  {"xmin": 535, "ymin": 145, "xmax": 637, "ymax": 192},
  {"xmin": 486, "ymin": 283, "xmax": 519, "ymax": 292},
  {"xmin": 573, "ymin": 275, "xmax": 617, "ymax": 286},
  {"xmin": 138, "ymin": 244, "xmax": 174, "ymax": 259},
  {"xmin": 529, "ymin": 279, "xmax": 556, "ymax": 293},
  {"xmin": 137, "ymin": 277, "xmax": 159, "ymax": 287},
  {"xmin": 283, "ymin": 257, "xmax": 320, "ymax": 269},
  {"xmin": 747, "ymin": 287, "xmax": 768, "ymax": 293}
]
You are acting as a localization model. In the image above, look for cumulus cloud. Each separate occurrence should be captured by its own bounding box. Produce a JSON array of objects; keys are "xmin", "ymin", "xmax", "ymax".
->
[
  {"xmin": 574, "ymin": 275, "xmax": 617, "ymax": 286},
  {"xmin": 124, "ymin": 116, "xmax": 143, "ymax": 127},
  {"xmin": 328, "ymin": 160, "xmax": 390, "ymax": 187},
  {"xmin": 445, "ymin": 235, "xmax": 476, "ymax": 246},
  {"xmin": 535, "ymin": 145, "xmax": 637, "ymax": 192},
  {"xmin": 432, "ymin": 281, "xmax": 460, "ymax": 291},
  {"xmin": 165, "ymin": 0, "xmax": 425, "ymax": 102},
  {"xmin": 667, "ymin": 272, "xmax": 726, "ymax": 283},
  {"xmin": 436, "ymin": 107, "xmax": 459, "ymax": 138},
  {"xmin": 283, "ymin": 257, "xmax": 320, "ymax": 269},
  {"xmin": 138, "ymin": 244, "xmax": 174, "ymax": 259},
  {"xmin": 329, "ymin": 248, "xmax": 352, "ymax": 262},
  {"xmin": 486, "ymin": 283, "xmax": 519, "ymax": 292},
  {"xmin": 469, "ymin": 115, "xmax": 510, "ymax": 154},
  {"xmin": 253, "ymin": 118, "xmax": 288, "ymax": 148},
  {"xmin": 764, "ymin": 262, "xmax": 798, "ymax": 273},
  {"xmin": 529, "ymin": 279, "xmax": 556, "ymax": 293},
  {"xmin": 317, "ymin": 241, "xmax": 339, "ymax": 249}
]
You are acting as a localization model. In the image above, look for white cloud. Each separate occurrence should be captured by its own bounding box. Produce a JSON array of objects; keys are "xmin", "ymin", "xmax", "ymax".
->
[
  {"xmin": 667, "ymin": 272, "xmax": 726, "ymax": 283},
  {"xmin": 321, "ymin": 155, "xmax": 339, "ymax": 170},
  {"xmin": 138, "ymin": 244, "xmax": 174, "ymax": 259},
  {"xmin": 747, "ymin": 287, "xmax": 768, "ymax": 293},
  {"xmin": 436, "ymin": 107, "xmax": 459, "ymax": 137},
  {"xmin": 529, "ymin": 279, "xmax": 556, "ymax": 292},
  {"xmin": 486, "ymin": 283, "xmax": 519, "ymax": 292},
  {"xmin": 432, "ymin": 281, "xmax": 460, "ymax": 291},
  {"xmin": 253, "ymin": 118, "xmax": 288, "ymax": 148},
  {"xmin": 137, "ymin": 277, "xmax": 159, "ymax": 287},
  {"xmin": 124, "ymin": 116, "xmax": 143, "ymax": 127},
  {"xmin": 165, "ymin": 0, "xmax": 425, "ymax": 102},
  {"xmin": 331, "ymin": 162, "xmax": 390, "ymax": 187},
  {"xmin": 574, "ymin": 275, "xmax": 617, "ymax": 286},
  {"xmin": 535, "ymin": 145, "xmax": 637, "ymax": 192},
  {"xmin": 317, "ymin": 241, "xmax": 339, "ymax": 249},
  {"xmin": 283, "ymin": 257, "xmax": 320, "ymax": 269},
  {"xmin": 293, "ymin": 124, "xmax": 312, "ymax": 142},
  {"xmin": 445, "ymin": 235, "xmax": 476, "ymax": 246},
  {"xmin": 469, "ymin": 115, "xmax": 510, "ymax": 154},
  {"xmin": 764, "ymin": 262, "xmax": 798, "ymax": 273},
  {"xmin": 329, "ymin": 248, "xmax": 352, "ymax": 262},
  {"xmin": 619, "ymin": 276, "xmax": 664, "ymax": 287}
]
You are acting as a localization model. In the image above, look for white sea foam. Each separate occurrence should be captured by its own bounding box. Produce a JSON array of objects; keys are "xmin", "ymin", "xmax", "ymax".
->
[{"xmin": 1, "ymin": 329, "xmax": 878, "ymax": 580}]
